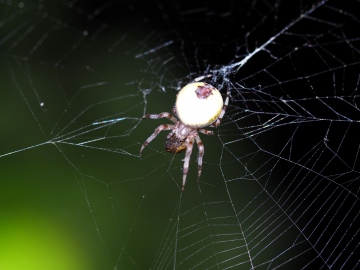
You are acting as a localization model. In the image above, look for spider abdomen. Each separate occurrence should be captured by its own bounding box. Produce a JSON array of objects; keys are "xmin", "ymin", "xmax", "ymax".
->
[{"xmin": 175, "ymin": 82, "xmax": 223, "ymax": 128}]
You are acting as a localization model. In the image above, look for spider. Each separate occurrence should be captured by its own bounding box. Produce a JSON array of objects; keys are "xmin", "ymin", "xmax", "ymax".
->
[{"xmin": 140, "ymin": 78, "xmax": 230, "ymax": 191}]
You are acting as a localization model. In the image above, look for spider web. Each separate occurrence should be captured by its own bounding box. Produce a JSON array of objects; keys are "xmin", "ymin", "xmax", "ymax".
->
[{"xmin": 1, "ymin": 0, "xmax": 359, "ymax": 269}]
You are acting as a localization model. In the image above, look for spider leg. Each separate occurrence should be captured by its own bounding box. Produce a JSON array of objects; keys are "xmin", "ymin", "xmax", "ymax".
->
[
  {"xmin": 195, "ymin": 135, "xmax": 204, "ymax": 179},
  {"xmin": 172, "ymin": 106, "xmax": 177, "ymax": 116},
  {"xmin": 182, "ymin": 137, "xmax": 194, "ymax": 191},
  {"xmin": 193, "ymin": 74, "xmax": 212, "ymax": 82},
  {"xmin": 140, "ymin": 124, "xmax": 174, "ymax": 155},
  {"xmin": 143, "ymin": 112, "xmax": 178, "ymax": 124},
  {"xmin": 211, "ymin": 89, "xmax": 230, "ymax": 127},
  {"xmin": 199, "ymin": 129, "xmax": 213, "ymax": 135}
]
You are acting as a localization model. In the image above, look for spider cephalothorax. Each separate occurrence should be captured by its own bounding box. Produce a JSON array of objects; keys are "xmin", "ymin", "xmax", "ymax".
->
[
  {"xmin": 164, "ymin": 122, "xmax": 196, "ymax": 154},
  {"xmin": 140, "ymin": 80, "xmax": 230, "ymax": 191}
]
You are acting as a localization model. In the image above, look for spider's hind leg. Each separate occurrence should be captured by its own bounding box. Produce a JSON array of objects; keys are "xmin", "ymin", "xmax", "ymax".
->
[
  {"xmin": 211, "ymin": 89, "xmax": 230, "ymax": 127},
  {"xmin": 199, "ymin": 129, "xmax": 213, "ymax": 136},
  {"xmin": 195, "ymin": 135, "xmax": 204, "ymax": 179}
]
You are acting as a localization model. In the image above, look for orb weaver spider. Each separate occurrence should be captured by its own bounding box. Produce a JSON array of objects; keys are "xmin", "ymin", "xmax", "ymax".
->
[{"xmin": 141, "ymin": 76, "xmax": 230, "ymax": 191}]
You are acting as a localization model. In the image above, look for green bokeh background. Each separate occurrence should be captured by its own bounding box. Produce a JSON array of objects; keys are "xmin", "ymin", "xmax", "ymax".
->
[{"xmin": 0, "ymin": 2, "xmax": 245, "ymax": 269}]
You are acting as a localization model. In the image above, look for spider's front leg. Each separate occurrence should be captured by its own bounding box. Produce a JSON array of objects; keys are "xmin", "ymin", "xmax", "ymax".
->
[
  {"xmin": 140, "ymin": 112, "xmax": 178, "ymax": 155},
  {"xmin": 182, "ymin": 137, "xmax": 194, "ymax": 191},
  {"xmin": 140, "ymin": 124, "xmax": 174, "ymax": 156},
  {"xmin": 143, "ymin": 112, "xmax": 177, "ymax": 124}
]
